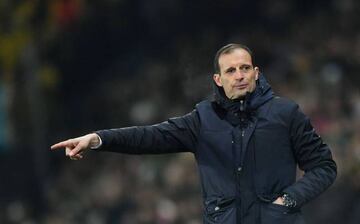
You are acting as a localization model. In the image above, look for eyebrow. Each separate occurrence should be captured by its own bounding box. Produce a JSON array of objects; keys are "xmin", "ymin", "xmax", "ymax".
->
[
  {"xmin": 240, "ymin": 63, "xmax": 253, "ymax": 67},
  {"xmin": 223, "ymin": 63, "xmax": 253, "ymax": 73}
]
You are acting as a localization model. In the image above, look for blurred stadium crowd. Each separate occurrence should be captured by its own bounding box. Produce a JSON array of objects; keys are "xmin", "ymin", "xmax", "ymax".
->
[{"xmin": 0, "ymin": 0, "xmax": 360, "ymax": 223}]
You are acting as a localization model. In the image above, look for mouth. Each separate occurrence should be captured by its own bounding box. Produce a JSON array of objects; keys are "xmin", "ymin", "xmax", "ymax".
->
[{"xmin": 233, "ymin": 84, "xmax": 248, "ymax": 90}]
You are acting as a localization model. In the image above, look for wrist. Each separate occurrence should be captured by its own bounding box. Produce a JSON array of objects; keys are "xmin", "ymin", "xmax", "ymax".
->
[
  {"xmin": 281, "ymin": 193, "xmax": 297, "ymax": 208},
  {"xmin": 89, "ymin": 133, "xmax": 102, "ymax": 149}
]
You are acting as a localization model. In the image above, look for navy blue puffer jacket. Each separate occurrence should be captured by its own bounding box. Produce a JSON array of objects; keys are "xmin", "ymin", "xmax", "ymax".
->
[{"xmin": 96, "ymin": 74, "xmax": 337, "ymax": 224}]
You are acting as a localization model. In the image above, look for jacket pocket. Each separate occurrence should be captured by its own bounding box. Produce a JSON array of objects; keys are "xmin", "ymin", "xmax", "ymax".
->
[
  {"xmin": 203, "ymin": 196, "xmax": 236, "ymax": 223},
  {"xmin": 260, "ymin": 203, "xmax": 304, "ymax": 224}
]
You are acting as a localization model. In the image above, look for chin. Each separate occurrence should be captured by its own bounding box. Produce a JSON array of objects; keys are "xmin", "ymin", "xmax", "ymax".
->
[
  {"xmin": 237, "ymin": 91, "xmax": 247, "ymax": 97},
  {"xmin": 230, "ymin": 93, "xmax": 246, "ymax": 100}
]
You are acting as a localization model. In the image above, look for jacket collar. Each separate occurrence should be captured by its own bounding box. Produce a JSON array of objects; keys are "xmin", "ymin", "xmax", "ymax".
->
[{"xmin": 212, "ymin": 73, "xmax": 274, "ymax": 124}]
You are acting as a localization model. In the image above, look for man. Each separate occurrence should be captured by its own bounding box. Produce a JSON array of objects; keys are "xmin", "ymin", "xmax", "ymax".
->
[{"xmin": 51, "ymin": 43, "xmax": 337, "ymax": 224}]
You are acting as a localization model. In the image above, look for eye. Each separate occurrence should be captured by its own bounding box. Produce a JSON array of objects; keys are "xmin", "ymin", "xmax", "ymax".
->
[
  {"xmin": 240, "ymin": 65, "xmax": 253, "ymax": 73},
  {"xmin": 225, "ymin": 67, "xmax": 236, "ymax": 74}
]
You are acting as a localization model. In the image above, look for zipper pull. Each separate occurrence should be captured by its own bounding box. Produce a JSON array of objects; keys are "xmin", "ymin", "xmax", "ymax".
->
[
  {"xmin": 241, "ymin": 130, "xmax": 245, "ymax": 137},
  {"xmin": 239, "ymin": 100, "xmax": 244, "ymax": 112}
]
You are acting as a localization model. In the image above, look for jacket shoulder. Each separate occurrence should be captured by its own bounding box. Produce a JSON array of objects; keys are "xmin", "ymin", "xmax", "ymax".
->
[
  {"xmin": 272, "ymin": 96, "xmax": 297, "ymax": 106},
  {"xmin": 195, "ymin": 100, "xmax": 212, "ymax": 109},
  {"xmin": 270, "ymin": 96, "xmax": 299, "ymax": 113},
  {"xmin": 262, "ymin": 96, "xmax": 300, "ymax": 127}
]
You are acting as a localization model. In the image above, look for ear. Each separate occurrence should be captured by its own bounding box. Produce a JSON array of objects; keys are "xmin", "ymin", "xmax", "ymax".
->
[
  {"xmin": 213, "ymin": 74, "xmax": 223, "ymax": 87},
  {"xmin": 254, "ymin": 66, "xmax": 260, "ymax": 80}
]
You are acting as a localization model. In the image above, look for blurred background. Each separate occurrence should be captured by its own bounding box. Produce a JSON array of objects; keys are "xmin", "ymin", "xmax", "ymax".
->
[{"xmin": 0, "ymin": 0, "xmax": 360, "ymax": 223}]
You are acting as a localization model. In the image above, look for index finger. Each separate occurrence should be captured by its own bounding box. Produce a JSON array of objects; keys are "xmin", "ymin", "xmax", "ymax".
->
[{"xmin": 50, "ymin": 139, "xmax": 73, "ymax": 150}]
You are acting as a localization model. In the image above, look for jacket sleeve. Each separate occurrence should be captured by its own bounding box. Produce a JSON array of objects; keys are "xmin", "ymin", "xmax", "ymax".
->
[
  {"xmin": 93, "ymin": 109, "xmax": 200, "ymax": 154},
  {"xmin": 283, "ymin": 104, "xmax": 337, "ymax": 208}
]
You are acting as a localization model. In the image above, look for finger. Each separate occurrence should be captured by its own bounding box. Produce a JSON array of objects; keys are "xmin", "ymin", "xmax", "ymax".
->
[
  {"xmin": 51, "ymin": 139, "xmax": 74, "ymax": 150},
  {"xmin": 70, "ymin": 153, "xmax": 83, "ymax": 160},
  {"xmin": 69, "ymin": 156, "xmax": 79, "ymax": 161},
  {"xmin": 69, "ymin": 151, "xmax": 84, "ymax": 160},
  {"xmin": 66, "ymin": 148, "xmax": 83, "ymax": 159},
  {"xmin": 65, "ymin": 147, "xmax": 72, "ymax": 156},
  {"xmin": 69, "ymin": 150, "xmax": 83, "ymax": 158},
  {"xmin": 66, "ymin": 148, "xmax": 83, "ymax": 158},
  {"xmin": 68, "ymin": 143, "xmax": 85, "ymax": 157}
]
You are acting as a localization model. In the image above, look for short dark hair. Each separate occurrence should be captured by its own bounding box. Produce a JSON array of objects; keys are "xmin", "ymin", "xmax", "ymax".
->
[{"xmin": 213, "ymin": 43, "xmax": 254, "ymax": 74}]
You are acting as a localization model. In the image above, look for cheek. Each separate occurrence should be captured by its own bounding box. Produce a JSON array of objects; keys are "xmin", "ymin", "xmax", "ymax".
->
[
  {"xmin": 221, "ymin": 75, "xmax": 231, "ymax": 85},
  {"xmin": 221, "ymin": 78, "xmax": 231, "ymax": 88},
  {"xmin": 247, "ymin": 73, "xmax": 257, "ymax": 83}
]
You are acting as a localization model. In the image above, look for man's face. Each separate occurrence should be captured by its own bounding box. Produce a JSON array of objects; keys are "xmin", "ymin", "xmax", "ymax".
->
[{"xmin": 213, "ymin": 48, "xmax": 259, "ymax": 100}]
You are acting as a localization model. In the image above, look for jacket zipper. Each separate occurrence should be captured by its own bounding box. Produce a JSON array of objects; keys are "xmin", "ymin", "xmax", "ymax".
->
[{"xmin": 239, "ymin": 100, "xmax": 245, "ymax": 223}]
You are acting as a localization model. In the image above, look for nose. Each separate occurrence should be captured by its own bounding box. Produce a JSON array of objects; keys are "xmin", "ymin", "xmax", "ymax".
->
[{"xmin": 234, "ymin": 68, "xmax": 245, "ymax": 80}]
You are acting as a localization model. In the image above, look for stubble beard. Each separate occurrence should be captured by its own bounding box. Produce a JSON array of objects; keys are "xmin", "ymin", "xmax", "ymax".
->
[
  {"xmin": 229, "ymin": 90, "xmax": 247, "ymax": 100},
  {"xmin": 229, "ymin": 84, "xmax": 256, "ymax": 100}
]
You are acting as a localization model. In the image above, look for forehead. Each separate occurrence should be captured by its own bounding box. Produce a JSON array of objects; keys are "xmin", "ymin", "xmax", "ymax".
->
[{"xmin": 218, "ymin": 48, "xmax": 252, "ymax": 71}]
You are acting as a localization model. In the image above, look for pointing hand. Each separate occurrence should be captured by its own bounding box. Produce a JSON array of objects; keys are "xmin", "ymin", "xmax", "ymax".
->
[{"xmin": 50, "ymin": 133, "xmax": 100, "ymax": 160}]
